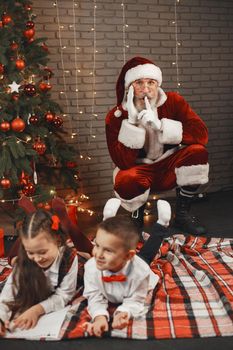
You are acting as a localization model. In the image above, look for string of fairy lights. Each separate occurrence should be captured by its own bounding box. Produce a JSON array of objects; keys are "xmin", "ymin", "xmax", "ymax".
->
[
  {"xmin": 86, "ymin": 0, "xmax": 98, "ymax": 158},
  {"xmin": 51, "ymin": 0, "xmax": 97, "ymax": 214},
  {"xmin": 52, "ymin": 0, "xmax": 98, "ymax": 161},
  {"xmin": 145, "ymin": 0, "xmax": 181, "ymax": 215},
  {"xmin": 121, "ymin": 2, "xmax": 129, "ymax": 64},
  {"xmin": 53, "ymin": 0, "xmax": 77, "ymax": 139},
  {"xmin": 71, "ymin": 0, "xmax": 81, "ymax": 155},
  {"xmin": 173, "ymin": 0, "xmax": 181, "ymax": 90}
]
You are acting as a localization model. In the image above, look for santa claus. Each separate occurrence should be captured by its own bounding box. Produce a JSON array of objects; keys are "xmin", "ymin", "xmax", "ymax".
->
[{"xmin": 105, "ymin": 56, "xmax": 209, "ymax": 235}]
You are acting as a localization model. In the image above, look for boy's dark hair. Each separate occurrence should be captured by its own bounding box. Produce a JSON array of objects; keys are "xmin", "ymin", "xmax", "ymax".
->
[{"xmin": 98, "ymin": 216, "xmax": 140, "ymax": 250}]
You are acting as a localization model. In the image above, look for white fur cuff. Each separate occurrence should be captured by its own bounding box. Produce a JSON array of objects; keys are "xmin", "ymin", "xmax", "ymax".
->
[
  {"xmin": 175, "ymin": 163, "xmax": 209, "ymax": 186},
  {"xmin": 158, "ymin": 118, "xmax": 183, "ymax": 144},
  {"xmin": 103, "ymin": 198, "xmax": 121, "ymax": 221},
  {"xmin": 118, "ymin": 119, "xmax": 146, "ymax": 149},
  {"xmin": 114, "ymin": 188, "xmax": 150, "ymax": 212}
]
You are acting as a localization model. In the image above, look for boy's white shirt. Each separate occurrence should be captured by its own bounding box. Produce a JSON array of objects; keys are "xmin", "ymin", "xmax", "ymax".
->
[
  {"xmin": 83, "ymin": 255, "xmax": 159, "ymax": 320},
  {"xmin": 0, "ymin": 246, "xmax": 78, "ymax": 322}
]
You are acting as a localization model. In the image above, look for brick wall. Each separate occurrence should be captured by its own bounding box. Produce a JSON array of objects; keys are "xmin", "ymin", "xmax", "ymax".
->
[{"xmin": 33, "ymin": 0, "xmax": 233, "ymax": 208}]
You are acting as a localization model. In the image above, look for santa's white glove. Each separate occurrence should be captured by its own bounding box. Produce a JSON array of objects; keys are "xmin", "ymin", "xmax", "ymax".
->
[
  {"xmin": 138, "ymin": 96, "xmax": 161, "ymax": 130},
  {"xmin": 125, "ymin": 85, "xmax": 138, "ymax": 124}
]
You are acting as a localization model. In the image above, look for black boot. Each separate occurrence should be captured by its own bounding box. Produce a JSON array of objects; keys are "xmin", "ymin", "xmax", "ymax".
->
[
  {"xmin": 173, "ymin": 187, "xmax": 206, "ymax": 236},
  {"xmin": 138, "ymin": 223, "xmax": 171, "ymax": 265},
  {"xmin": 131, "ymin": 204, "xmax": 146, "ymax": 231}
]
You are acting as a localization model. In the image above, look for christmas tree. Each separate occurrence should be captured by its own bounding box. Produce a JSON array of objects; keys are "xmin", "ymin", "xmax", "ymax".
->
[{"xmin": 0, "ymin": 0, "xmax": 80, "ymax": 207}]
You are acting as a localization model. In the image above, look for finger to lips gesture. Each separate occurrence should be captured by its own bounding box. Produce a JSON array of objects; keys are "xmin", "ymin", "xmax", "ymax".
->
[
  {"xmin": 138, "ymin": 96, "xmax": 161, "ymax": 130},
  {"xmin": 144, "ymin": 96, "xmax": 152, "ymax": 110}
]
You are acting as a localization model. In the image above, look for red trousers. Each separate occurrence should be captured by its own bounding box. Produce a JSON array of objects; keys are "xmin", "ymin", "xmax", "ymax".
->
[{"xmin": 114, "ymin": 144, "xmax": 208, "ymax": 200}]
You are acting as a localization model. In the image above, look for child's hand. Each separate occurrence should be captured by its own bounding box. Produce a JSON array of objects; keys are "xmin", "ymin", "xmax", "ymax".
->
[
  {"xmin": 84, "ymin": 315, "xmax": 108, "ymax": 337},
  {"xmin": 112, "ymin": 311, "xmax": 129, "ymax": 330},
  {"xmin": 13, "ymin": 304, "xmax": 44, "ymax": 330},
  {"xmin": 0, "ymin": 319, "xmax": 7, "ymax": 337}
]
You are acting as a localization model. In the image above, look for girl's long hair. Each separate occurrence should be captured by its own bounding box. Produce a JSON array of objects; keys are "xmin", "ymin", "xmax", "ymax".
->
[{"xmin": 6, "ymin": 209, "xmax": 67, "ymax": 318}]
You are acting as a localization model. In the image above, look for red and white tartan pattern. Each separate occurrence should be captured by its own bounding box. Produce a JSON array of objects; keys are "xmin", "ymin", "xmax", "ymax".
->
[
  {"xmin": 61, "ymin": 235, "xmax": 233, "ymax": 340},
  {"xmin": 1, "ymin": 235, "xmax": 233, "ymax": 340},
  {"xmin": 0, "ymin": 258, "xmax": 12, "ymax": 293}
]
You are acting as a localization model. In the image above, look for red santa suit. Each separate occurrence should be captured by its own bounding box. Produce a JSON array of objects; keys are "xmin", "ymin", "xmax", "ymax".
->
[{"xmin": 105, "ymin": 57, "xmax": 209, "ymax": 212}]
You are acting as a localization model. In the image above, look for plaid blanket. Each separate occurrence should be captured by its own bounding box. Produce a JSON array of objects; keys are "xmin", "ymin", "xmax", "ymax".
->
[{"xmin": 1, "ymin": 235, "xmax": 233, "ymax": 340}]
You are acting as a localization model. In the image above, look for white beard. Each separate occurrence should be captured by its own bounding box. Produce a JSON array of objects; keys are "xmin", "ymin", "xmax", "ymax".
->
[{"xmin": 134, "ymin": 96, "xmax": 157, "ymax": 112}]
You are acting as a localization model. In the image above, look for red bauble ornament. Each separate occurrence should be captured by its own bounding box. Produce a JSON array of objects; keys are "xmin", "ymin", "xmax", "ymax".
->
[
  {"xmin": 26, "ymin": 20, "xmax": 35, "ymax": 29},
  {"xmin": 2, "ymin": 14, "xmax": 12, "ymax": 26},
  {"xmin": 44, "ymin": 112, "xmax": 54, "ymax": 123},
  {"xmin": 43, "ymin": 203, "xmax": 51, "ymax": 211},
  {"xmin": 5, "ymin": 86, "xmax": 11, "ymax": 94},
  {"xmin": 0, "ymin": 121, "xmax": 11, "ymax": 132},
  {"xmin": 33, "ymin": 139, "xmax": 47, "ymax": 155},
  {"xmin": 39, "ymin": 82, "xmax": 52, "ymax": 92},
  {"xmin": 28, "ymin": 38, "xmax": 34, "ymax": 44},
  {"xmin": 29, "ymin": 114, "xmax": 39, "ymax": 124},
  {"xmin": 41, "ymin": 43, "xmax": 49, "ymax": 52},
  {"xmin": 15, "ymin": 59, "xmax": 25, "ymax": 70},
  {"xmin": 37, "ymin": 202, "xmax": 44, "ymax": 208},
  {"xmin": 22, "ymin": 182, "xmax": 35, "ymax": 196},
  {"xmin": 11, "ymin": 117, "xmax": 26, "ymax": 132},
  {"xmin": 43, "ymin": 67, "xmax": 53, "ymax": 79},
  {"xmin": 24, "ymin": 83, "xmax": 36, "ymax": 96},
  {"xmin": 53, "ymin": 116, "xmax": 63, "ymax": 127},
  {"xmin": 24, "ymin": 4, "xmax": 32, "ymax": 11},
  {"xmin": 0, "ymin": 178, "xmax": 11, "ymax": 189},
  {"xmin": 12, "ymin": 93, "xmax": 19, "ymax": 101},
  {"xmin": 66, "ymin": 161, "xmax": 77, "ymax": 169},
  {"xmin": 23, "ymin": 28, "xmax": 35, "ymax": 39},
  {"xmin": 10, "ymin": 42, "xmax": 19, "ymax": 51},
  {"xmin": 0, "ymin": 63, "xmax": 4, "ymax": 74}
]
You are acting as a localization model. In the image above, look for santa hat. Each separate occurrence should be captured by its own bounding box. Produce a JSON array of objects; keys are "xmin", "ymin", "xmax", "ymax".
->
[{"xmin": 114, "ymin": 56, "xmax": 162, "ymax": 117}]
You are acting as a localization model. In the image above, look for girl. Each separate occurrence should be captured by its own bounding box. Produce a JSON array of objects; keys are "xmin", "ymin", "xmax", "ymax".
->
[
  {"xmin": 7, "ymin": 195, "xmax": 93, "ymax": 262},
  {"xmin": 0, "ymin": 209, "xmax": 78, "ymax": 336}
]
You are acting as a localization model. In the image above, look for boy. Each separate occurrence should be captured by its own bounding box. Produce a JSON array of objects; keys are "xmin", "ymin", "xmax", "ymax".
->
[{"xmin": 83, "ymin": 214, "xmax": 162, "ymax": 337}]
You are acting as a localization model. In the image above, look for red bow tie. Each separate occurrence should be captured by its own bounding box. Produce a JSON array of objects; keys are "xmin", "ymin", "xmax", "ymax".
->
[{"xmin": 102, "ymin": 274, "xmax": 127, "ymax": 283}]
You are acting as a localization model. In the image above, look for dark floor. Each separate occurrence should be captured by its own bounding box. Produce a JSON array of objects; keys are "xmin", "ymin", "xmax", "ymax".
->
[{"xmin": 1, "ymin": 188, "xmax": 233, "ymax": 349}]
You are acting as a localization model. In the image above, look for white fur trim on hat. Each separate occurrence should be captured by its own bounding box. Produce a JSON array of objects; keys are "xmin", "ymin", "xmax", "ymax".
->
[
  {"xmin": 158, "ymin": 118, "xmax": 183, "ymax": 144},
  {"xmin": 114, "ymin": 188, "xmax": 150, "ymax": 212},
  {"xmin": 103, "ymin": 198, "xmax": 121, "ymax": 220},
  {"xmin": 125, "ymin": 63, "xmax": 162, "ymax": 88},
  {"xmin": 114, "ymin": 108, "xmax": 122, "ymax": 117},
  {"xmin": 118, "ymin": 119, "xmax": 146, "ymax": 149},
  {"xmin": 175, "ymin": 163, "xmax": 209, "ymax": 186}
]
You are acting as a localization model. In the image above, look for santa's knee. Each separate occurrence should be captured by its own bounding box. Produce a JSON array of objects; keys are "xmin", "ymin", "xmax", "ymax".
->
[
  {"xmin": 114, "ymin": 169, "xmax": 150, "ymax": 199},
  {"xmin": 184, "ymin": 144, "xmax": 208, "ymax": 164}
]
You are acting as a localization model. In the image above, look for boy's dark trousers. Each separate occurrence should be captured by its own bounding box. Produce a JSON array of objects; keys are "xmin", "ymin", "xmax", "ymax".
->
[{"xmin": 138, "ymin": 223, "xmax": 171, "ymax": 265}]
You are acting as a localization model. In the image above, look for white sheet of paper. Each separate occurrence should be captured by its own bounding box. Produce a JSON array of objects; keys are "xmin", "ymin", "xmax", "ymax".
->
[{"xmin": 5, "ymin": 306, "xmax": 70, "ymax": 340}]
